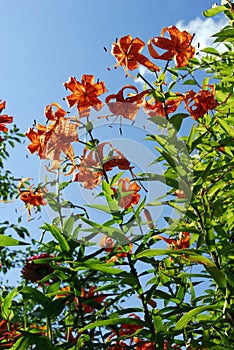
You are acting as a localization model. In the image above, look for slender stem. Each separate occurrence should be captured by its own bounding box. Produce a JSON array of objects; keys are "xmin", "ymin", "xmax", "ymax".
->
[
  {"xmin": 127, "ymin": 252, "xmax": 156, "ymax": 346},
  {"xmin": 56, "ymin": 171, "xmax": 64, "ymax": 230},
  {"xmin": 87, "ymin": 130, "xmax": 109, "ymax": 183},
  {"xmin": 137, "ymin": 73, "xmax": 155, "ymax": 90},
  {"xmin": 42, "ymin": 284, "xmax": 53, "ymax": 343}
]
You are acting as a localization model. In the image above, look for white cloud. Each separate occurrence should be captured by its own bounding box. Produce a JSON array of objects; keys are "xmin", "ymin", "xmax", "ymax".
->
[
  {"xmin": 135, "ymin": 16, "xmax": 228, "ymax": 86},
  {"xmin": 176, "ymin": 16, "xmax": 228, "ymax": 51}
]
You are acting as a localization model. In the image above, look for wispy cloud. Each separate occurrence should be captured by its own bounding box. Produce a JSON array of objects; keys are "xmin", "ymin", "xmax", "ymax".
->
[{"xmin": 176, "ymin": 16, "xmax": 227, "ymax": 51}]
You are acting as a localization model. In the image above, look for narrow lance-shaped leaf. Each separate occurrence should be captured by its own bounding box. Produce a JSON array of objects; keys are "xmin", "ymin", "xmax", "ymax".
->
[
  {"xmin": 40, "ymin": 223, "xmax": 70, "ymax": 252},
  {"xmin": 0, "ymin": 234, "xmax": 28, "ymax": 246},
  {"xmin": 174, "ymin": 304, "xmax": 220, "ymax": 330}
]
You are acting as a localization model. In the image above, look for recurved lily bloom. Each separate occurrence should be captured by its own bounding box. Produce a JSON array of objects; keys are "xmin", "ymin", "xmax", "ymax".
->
[
  {"xmin": 107, "ymin": 341, "xmax": 128, "ymax": 350},
  {"xmin": 73, "ymin": 143, "xmax": 132, "ymax": 189},
  {"xmin": 134, "ymin": 337, "xmax": 156, "ymax": 350},
  {"xmin": 184, "ymin": 86, "xmax": 218, "ymax": 120},
  {"xmin": 154, "ymin": 231, "xmax": 190, "ymax": 250},
  {"xmin": 26, "ymin": 103, "xmax": 79, "ymax": 175},
  {"xmin": 18, "ymin": 178, "xmax": 47, "ymax": 221},
  {"xmin": 0, "ymin": 100, "xmax": 13, "ymax": 140},
  {"xmin": 80, "ymin": 286, "xmax": 106, "ymax": 314},
  {"xmin": 64, "ymin": 74, "xmax": 108, "ymax": 117},
  {"xmin": 0, "ymin": 320, "xmax": 22, "ymax": 349},
  {"xmin": 112, "ymin": 177, "xmax": 141, "ymax": 210},
  {"xmin": 25, "ymin": 124, "xmax": 48, "ymax": 159},
  {"xmin": 111, "ymin": 35, "xmax": 160, "ymax": 75},
  {"xmin": 106, "ymin": 85, "xmax": 151, "ymax": 120},
  {"xmin": 143, "ymin": 93, "xmax": 183, "ymax": 117},
  {"xmin": 100, "ymin": 235, "xmax": 133, "ymax": 262},
  {"xmin": 148, "ymin": 26, "xmax": 195, "ymax": 68},
  {"xmin": 44, "ymin": 102, "xmax": 67, "ymax": 121}
]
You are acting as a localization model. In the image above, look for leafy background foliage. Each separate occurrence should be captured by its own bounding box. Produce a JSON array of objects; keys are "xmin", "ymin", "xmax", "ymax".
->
[{"xmin": 1, "ymin": 2, "xmax": 234, "ymax": 349}]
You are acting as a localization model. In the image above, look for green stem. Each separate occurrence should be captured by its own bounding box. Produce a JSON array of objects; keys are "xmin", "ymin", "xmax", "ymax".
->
[
  {"xmin": 127, "ymin": 252, "xmax": 156, "ymax": 346},
  {"xmin": 56, "ymin": 171, "xmax": 64, "ymax": 230},
  {"xmin": 137, "ymin": 73, "xmax": 155, "ymax": 90}
]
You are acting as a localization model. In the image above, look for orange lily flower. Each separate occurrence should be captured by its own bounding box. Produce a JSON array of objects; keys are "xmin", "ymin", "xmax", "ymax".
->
[
  {"xmin": 106, "ymin": 85, "xmax": 151, "ymax": 120},
  {"xmin": 100, "ymin": 235, "xmax": 132, "ymax": 262},
  {"xmin": 134, "ymin": 337, "xmax": 156, "ymax": 350},
  {"xmin": 44, "ymin": 102, "xmax": 67, "ymax": 121},
  {"xmin": 26, "ymin": 103, "xmax": 79, "ymax": 175},
  {"xmin": 143, "ymin": 94, "xmax": 183, "ymax": 117},
  {"xmin": 64, "ymin": 74, "xmax": 108, "ymax": 117},
  {"xmin": 154, "ymin": 232, "xmax": 190, "ymax": 250},
  {"xmin": 148, "ymin": 26, "xmax": 195, "ymax": 68},
  {"xmin": 111, "ymin": 35, "xmax": 160, "ymax": 75},
  {"xmin": 107, "ymin": 341, "xmax": 128, "ymax": 350},
  {"xmin": 107, "ymin": 314, "xmax": 143, "ymax": 346},
  {"xmin": 118, "ymin": 314, "xmax": 143, "ymax": 337},
  {"xmin": 134, "ymin": 338, "xmax": 181, "ymax": 349},
  {"xmin": 80, "ymin": 286, "xmax": 106, "ymax": 314},
  {"xmin": 0, "ymin": 320, "xmax": 22, "ymax": 349},
  {"xmin": 73, "ymin": 143, "xmax": 132, "ymax": 189},
  {"xmin": 112, "ymin": 177, "xmax": 141, "ymax": 210},
  {"xmin": 0, "ymin": 100, "xmax": 13, "ymax": 134},
  {"xmin": 18, "ymin": 178, "xmax": 47, "ymax": 221},
  {"xmin": 56, "ymin": 285, "xmax": 106, "ymax": 313},
  {"xmin": 44, "ymin": 117, "xmax": 78, "ymax": 174},
  {"xmin": 183, "ymin": 86, "xmax": 218, "ymax": 120},
  {"xmin": 25, "ymin": 124, "xmax": 48, "ymax": 158}
]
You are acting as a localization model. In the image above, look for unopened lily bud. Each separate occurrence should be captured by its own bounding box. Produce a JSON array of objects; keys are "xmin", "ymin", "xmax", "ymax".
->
[{"xmin": 144, "ymin": 208, "xmax": 154, "ymax": 229}]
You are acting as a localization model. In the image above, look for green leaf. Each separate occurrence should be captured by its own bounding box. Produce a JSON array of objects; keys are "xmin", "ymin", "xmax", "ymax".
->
[
  {"xmin": 215, "ymin": 117, "xmax": 234, "ymax": 138},
  {"xmin": 21, "ymin": 286, "xmax": 47, "ymax": 306},
  {"xmin": 153, "ymin": 315, "xmax": 165, "ymax": 332},
  {"xmin": 78, "ymin": 317, "xmax": 147, "ymax": 333},
  {"xmin": 174, "ymin": 304, "xmax": 220, "ymax": 330},
  {"xmin": 0, "ymin": 234, "xmax": 28, "ymax": 246},
  {"xmin": 169, "ymin": 113, "xmax": 189, "ymax": 131},
  {"xmin": 86, "ymin": 203, "xmax": 112, "ymax": 214},
  {"xmin": 79, "ymin": 217, "xmax": 128, "ymax": 245},
  {"xmin": 43, "ymin": 298, "xmax": 66, "ymax": 317},
  {"xmin": 40, "ymin": 223, "xmax": 70, "ymax": 252},
  {"xmin": 213, "ymin": 27, "xmax": 234, "ymax": 39},
  {"xmin": 203, "ymin": 6, "xmax": 227, "ymax": 17},
  {"xmin": 138, "ymin": 173, "xmax": 178, "ymax": 188},
  {"xmin": 63, "ymin": 215, "xmax": 75, "ymax": 237},
  {"xmin": 182, "ymin": 79, "xmax": 197, "ymax": 85},
  {"xmin": 10, "ymin": 331, "xmax": 53, "ymax": 350},
  {"xmin": 136, "ymin": 249, "xmax": 215, "ymax": 266},
  {"xmin": 205, "ymin": 266, "xmax": 227, "ymax": 290},
  {"xmin": 80, "ymin": 261, "xmax": 125, "ymax": 275},
  {"xmin": 1, "ymin": 287, "xmax": 19, "ymax": 320},
  {"xmin": 202, "ymin": 47, "xmax": 220, "ymax": 55},
  {"xmin": 10, "ymin": 337, "xmax": 32, "ymax": 350}
]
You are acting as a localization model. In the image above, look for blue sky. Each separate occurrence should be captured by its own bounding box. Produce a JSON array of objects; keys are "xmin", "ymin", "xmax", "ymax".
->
[{"xmin": 0, "ymin": 0, "xmax": 226, "ymax": 245}]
